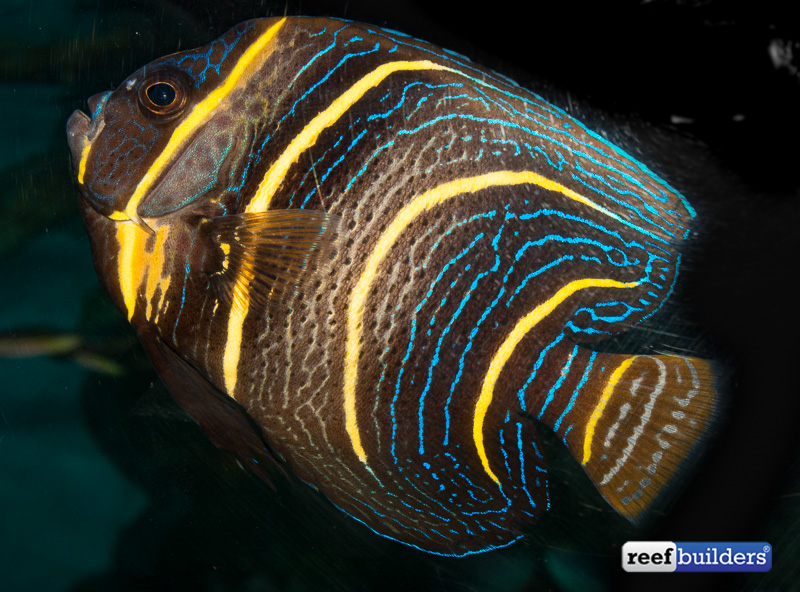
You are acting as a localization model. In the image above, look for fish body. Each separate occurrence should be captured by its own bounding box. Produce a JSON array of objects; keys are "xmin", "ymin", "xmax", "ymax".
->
[{"xmin": 67, "ymin": 16, "xmax": 717, "ymax": 555}]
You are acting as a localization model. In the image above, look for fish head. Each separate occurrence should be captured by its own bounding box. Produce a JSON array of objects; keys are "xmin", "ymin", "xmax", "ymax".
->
[
  {"xmin": 66, "ymin": 62, "xmax": 199, "ymax": 229},
  {"xmin": 66, "ymin": 19, "xmax": 281, "ymax": 232},
  {"xmin": 66, "ymin": 18, "xmax": 337, "ymax": 334}
]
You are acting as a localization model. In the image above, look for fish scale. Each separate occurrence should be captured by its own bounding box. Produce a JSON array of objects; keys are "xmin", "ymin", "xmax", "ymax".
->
[{"xmin": 67, "ymin": 16, "xmax": 718, "ymax": 556}]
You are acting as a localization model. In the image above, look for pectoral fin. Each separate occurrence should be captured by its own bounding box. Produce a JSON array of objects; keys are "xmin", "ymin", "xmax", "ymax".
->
[{"xmin": 199, "ymin": 209, "xmax": 341, "ymax": 311}]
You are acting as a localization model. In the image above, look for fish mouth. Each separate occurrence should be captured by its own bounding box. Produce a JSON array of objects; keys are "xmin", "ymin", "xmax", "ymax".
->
[
  {"xmin": 66, "ymin": 91, "xmax": 111, "ymax": 181},
  {"xmin": 66, "ymin": 109, "xmax": 90, "ymax": 171},
  {"xmin": 67, "ymin": 91, "xmax": 158, "ymax": 231}
]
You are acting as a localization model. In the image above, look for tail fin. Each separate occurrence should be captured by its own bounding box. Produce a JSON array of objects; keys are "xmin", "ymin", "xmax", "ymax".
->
[{"xmin": 539, "ymin": 352, "xmax": 718, "ymax": 520}]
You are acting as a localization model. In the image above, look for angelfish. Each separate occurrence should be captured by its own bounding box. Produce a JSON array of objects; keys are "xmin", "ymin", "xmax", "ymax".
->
[{"xmin": 67, "ymin": 16, "xmax": 718, "ymax": 556}]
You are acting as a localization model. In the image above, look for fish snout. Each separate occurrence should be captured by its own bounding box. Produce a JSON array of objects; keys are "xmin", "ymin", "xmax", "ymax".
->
[
  {"xmin": 66, "ymin": 91, "xmax": 112, "ymax": 176},
  {"xmin": 66, "ymin": 109, "xmax": 90, "ymax": 172}
]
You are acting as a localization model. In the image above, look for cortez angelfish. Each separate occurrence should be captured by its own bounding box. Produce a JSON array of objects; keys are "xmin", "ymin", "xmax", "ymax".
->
[{"xmin": 67, "ymin": 16, "xmax": 717, "ymax": 556}]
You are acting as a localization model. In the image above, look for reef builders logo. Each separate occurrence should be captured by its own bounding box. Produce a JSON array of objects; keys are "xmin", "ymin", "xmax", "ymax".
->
[{"xmin": 622, "ymin": 541, "xmax": 772, "ymax": 572}]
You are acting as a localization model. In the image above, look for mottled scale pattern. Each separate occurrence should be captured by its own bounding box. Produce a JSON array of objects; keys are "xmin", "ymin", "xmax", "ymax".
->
[{"xmin": 68, "ymin": 16, "xmax": 718, "ymax": 556}]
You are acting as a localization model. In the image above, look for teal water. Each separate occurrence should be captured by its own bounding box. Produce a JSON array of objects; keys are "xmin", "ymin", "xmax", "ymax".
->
[{"xmin": 1, "ymin": 1, "xmax": 798, "ymax": 591}]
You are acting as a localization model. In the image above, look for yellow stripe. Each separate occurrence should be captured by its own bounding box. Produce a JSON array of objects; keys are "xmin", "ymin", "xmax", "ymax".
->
[
  {"xmin": 343, "ymin": 170, "xmax": 635, "ymax": 470},
  {"xmin": 77, "ymin": 116, "xmax": 106, "ymax": 185},
  {"xmin": 222, "ymin": 256, "xmax": 254, "ymax": 395},
  {"xmin": 582, "ymin": 356, "xmax": 638, "ymax": 465},
  {"xmin": 245, "ymin": 60, "xmax": 452, "ymax": 214},
  {"xmin": 120, "ymin": 18, "xmax": 286, "ymax": 224},
  {"xmin": 222, "ymin": 59, "xmax": 454, "ymax": 399},
  {"xmin": 115, "ymin": 223, "xmax": 149, "ymax": 321},
  {"xmin": 144, "ymin": 226, "xmax": 171, "ymax": 320},
  {"xmin": 77, "ymin": 139, "xmax": 91, "ymax": 184},
  {"xmin": 477, "ymin": 279, "xmax": 640, "ymax": 483}
]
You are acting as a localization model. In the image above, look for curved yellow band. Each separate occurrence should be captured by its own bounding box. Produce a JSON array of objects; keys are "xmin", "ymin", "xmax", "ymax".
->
[
  {"xmin": 582, "ymin": 355, "xmax": 638, "ymax": 465},
  {"xmin": 245, "ymin": 60, "xmax": 452, "ymax": 214},
  {"xmin": 478, "ymin": 279, "xmax": 640, "ymax": 484},
  {"xmin": 122, "ymin": 18, "xmax": 287, "ymax": 227}
]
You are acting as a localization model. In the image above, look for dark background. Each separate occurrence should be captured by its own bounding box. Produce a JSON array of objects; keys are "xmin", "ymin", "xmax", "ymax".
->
[{"xmin": 1, "ymin": 1, "xmax": 797, "ymax": 591}]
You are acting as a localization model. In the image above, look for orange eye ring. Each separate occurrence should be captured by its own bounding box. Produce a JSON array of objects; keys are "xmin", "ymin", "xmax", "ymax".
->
[{"xmin": 137, "ymin": 69, "xmax": 190, "ymax": 121}]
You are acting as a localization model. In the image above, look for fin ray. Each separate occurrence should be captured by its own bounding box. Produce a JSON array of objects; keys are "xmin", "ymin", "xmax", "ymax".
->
[{"xmin": 200, "ymin": 209, "xmax": 341, "ymax": 311}]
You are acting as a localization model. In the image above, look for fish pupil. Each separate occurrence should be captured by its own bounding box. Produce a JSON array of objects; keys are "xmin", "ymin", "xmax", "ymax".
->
[{"xmin": 146, "ymin": 82, "xmax": 176, "ymax": 107}]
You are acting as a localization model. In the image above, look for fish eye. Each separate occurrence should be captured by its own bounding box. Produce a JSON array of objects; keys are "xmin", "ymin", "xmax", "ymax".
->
[
  {"xmin": 137, "ymin": 69, "xmax": 190, "ymax": 121},
  {"xmin": 146, "ymin": 82, "xmax": 176, "ymax": 107}
]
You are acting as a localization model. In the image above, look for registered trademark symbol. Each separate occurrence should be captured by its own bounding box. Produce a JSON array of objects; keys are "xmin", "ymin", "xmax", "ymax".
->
[{"xmin": 763, "ymin": 545, "xmax": 771, "ymax": 553}]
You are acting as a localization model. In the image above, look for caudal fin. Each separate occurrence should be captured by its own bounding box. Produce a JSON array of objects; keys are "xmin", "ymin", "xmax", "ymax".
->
[{"xmin": 539, "ymin": 352, "xmax": 718, "ymax": 520}]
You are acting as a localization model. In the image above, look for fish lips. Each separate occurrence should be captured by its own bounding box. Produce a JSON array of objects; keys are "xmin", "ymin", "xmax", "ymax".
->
[{"xmin": 66, "ymin": 91, "xmax": 111, "ymax": 176}]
